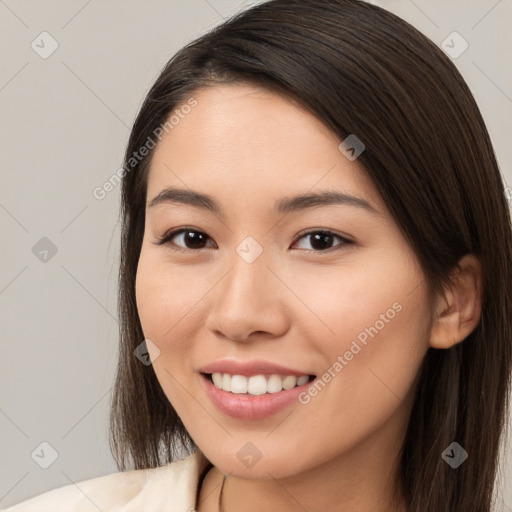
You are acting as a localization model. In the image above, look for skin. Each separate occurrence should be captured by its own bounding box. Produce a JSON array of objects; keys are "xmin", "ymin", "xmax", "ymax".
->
[{"xmin": 135, "ymin": 84, "xmax": 482, "ymax": 512}]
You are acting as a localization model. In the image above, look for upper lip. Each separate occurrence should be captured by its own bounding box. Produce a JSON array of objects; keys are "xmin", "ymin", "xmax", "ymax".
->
[{"xmin": 199, "ymin": 359, "xmax": 315, "ymax": 377}]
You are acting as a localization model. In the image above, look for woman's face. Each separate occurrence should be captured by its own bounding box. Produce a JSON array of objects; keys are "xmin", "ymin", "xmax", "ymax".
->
[{"xmin": 135, "ymin": 83, "xmax": 433, "ymax": 480}]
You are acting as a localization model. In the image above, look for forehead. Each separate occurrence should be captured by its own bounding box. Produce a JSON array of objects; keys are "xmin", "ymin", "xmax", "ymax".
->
[{"xmin": 146, "ymin": 84, "xmax": 387, "ymax": 219}]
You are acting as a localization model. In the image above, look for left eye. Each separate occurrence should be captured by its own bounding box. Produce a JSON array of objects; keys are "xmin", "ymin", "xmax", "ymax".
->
[
  {"xmin": 293, "ymin": 230, "xmax": 353, "ymax": 252},
  {"xmin": 154, "ymin": 228, "xmax": 353, "ymax": 253}
]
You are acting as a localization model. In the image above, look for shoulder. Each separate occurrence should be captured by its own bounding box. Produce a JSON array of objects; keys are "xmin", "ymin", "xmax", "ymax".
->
[{"xmin": 1, "ymin": 449, "xmax": 212, "ymax": 512}]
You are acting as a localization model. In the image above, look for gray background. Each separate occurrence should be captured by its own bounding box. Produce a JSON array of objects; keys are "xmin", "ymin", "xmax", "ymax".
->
[{"xmin": 1, "ymin": 0, "xmax": 511, "ymax": 509}]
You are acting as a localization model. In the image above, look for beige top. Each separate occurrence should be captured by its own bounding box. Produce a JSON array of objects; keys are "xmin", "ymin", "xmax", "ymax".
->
[{"xmin": 1, "ymin": 450, "xmax": 213, "ymax": 512}]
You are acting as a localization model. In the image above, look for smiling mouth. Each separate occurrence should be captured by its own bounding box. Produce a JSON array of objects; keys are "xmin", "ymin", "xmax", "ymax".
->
[{"xmin": 201, "ymin": 372, "xmax": 316, "ymax": 395}]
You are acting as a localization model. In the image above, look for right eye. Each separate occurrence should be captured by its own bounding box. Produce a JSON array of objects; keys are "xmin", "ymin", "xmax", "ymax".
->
[{"xmin": 154, "ymin": 227, "xmax": 217, "ymax": 252}]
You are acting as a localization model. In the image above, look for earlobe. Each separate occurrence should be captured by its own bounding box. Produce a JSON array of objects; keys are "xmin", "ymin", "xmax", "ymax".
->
[{"xmin": 428, "ymin": 254, "xmax": 483, "ymax": 350}]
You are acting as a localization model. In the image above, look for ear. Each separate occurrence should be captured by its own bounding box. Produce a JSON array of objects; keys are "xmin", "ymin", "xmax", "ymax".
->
[{"xmin": 429, "ymin": 254, "xmax": 483, "ymax": 349}]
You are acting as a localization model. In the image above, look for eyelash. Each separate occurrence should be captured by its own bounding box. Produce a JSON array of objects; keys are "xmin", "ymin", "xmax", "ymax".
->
[{"xmin": 153, "ymin": 226, "xmax": 354, "ymax": 254}]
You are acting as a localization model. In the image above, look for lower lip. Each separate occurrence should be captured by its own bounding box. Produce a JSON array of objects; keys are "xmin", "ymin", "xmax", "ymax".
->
[{"xmin": 200, "ymin": 373, "xmax": 314, "ymax": 421}]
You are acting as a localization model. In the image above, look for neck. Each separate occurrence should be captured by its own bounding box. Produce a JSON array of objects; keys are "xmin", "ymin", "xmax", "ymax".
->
[
  {"xmin": 219, "ymin": 450, "xmax": 405, "ymax": 512},
  {"xmin": 199, "ymin": 406, "xmax": 409, "ymax": 512}
]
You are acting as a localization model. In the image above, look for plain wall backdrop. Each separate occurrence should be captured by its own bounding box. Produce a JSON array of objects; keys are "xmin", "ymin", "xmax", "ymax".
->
[{"xmin": 1, "ymin": 0, "xmax": 511, "ymax": 509}]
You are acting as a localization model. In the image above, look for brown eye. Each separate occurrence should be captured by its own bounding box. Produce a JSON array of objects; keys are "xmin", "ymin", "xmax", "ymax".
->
[
  {"xmin": 292, "ymin": 230, "xmax": 353, "ymax": 252},
  {"xmin": 155, "ymin": 228, "xmax": 216, "ymax": 251},
  {"xmin": 154, "ymin": 227, "xmax": 354, "ymax": 254}
]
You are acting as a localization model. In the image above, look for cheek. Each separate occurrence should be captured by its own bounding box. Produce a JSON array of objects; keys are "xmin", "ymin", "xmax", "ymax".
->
[
  {"xmin": 300, "ymin": 247, "xmax": 430, "ymax": 405},
  {"xmin": 297, "ymin": 247, "xmax": 426, "ymax": 353},
  {"xmin": 135, "ymin": 248, "xmax": 211, "ymax": 366},
  {"xmin": 135, "ymin": 253, "xmax": 196, "ymax": 353},
  {"xmin": 135, "ymin": 255, "xmax": 201, "ymax": 408},
  {"xmin": 301, "ymin": 266, "xmax": 431, "ymax": 436}
]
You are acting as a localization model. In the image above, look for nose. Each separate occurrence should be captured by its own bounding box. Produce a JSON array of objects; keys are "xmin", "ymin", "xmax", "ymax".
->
[{"xmin": 204, "ymin": 243, "xmax": 290, "ymax": 343}]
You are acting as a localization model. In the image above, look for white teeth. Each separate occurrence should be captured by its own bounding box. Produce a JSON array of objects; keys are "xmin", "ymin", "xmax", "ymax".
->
[
  {"xmin": 212, "ymin": 372, "xmax": 223, "ymax": 388},
  {"xmin": 210, "ymin": 372, "xmax": 311, "ymax": 395},
  {"xmin": 230, "ymin": 374, "xmax": 248, "ymax": 394},
  {"xmin": 297, "ymin": 375, "xmax": 309, "ymax": 386},
  {"xmin": 267, "ymin": 374, "xmax": 283, "ymax": 393},
  {"xmin": 248, "ymin": 375, "xmax": 267, "ymax": 395},
  {"xmin": 222, "ymin": 373, "xmax": 230, "ymax": 390},
  {"xmin": 282, "ymin": 375, "xmax": 297, "ymax": 390}
]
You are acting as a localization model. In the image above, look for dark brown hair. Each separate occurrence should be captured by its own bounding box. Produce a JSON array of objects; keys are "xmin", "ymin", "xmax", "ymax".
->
[{"xmin": 109, "ymin": 1, "xmax": 512, "ymax": 510}]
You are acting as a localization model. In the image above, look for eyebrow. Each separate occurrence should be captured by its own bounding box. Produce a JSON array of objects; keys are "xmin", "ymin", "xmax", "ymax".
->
[{"xmin": 147, "ymin": 186, "xmax": 381, "ymax": 217}]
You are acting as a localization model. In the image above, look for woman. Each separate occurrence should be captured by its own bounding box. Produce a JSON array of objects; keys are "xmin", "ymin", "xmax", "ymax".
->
[{"xmin": 4, "ymin": 0, "xmax": 511, "ymax": 511}]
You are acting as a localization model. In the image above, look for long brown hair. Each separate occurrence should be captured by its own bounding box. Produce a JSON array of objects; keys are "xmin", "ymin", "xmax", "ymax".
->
[{"xmin": 109, "ymin": 1, "xmax": 512, "ymax": 510}]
